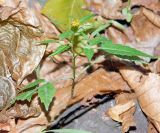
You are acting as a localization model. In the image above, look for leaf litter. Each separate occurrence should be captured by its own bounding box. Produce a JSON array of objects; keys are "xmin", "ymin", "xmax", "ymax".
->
[{"xmin": 0, "ymin": 0, "xmax": 159, "ymax": 133}]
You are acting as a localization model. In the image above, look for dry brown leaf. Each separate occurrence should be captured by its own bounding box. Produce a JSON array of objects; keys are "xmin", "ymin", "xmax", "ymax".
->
[
  {"xmin": 16, "ymin": 68, "xmax": 131, "ymax": 132},
  {"xmin": 148, "ymin": 122, "xmax": 159, "ymax": 133},
  {"xmin": 120, "ymin": 67, "xmax": 160, "ymax": 132},
  {"xmin": 149, "ymin": 60, "xmax": 160, "ymax": 74},
  {"xmin": 106, "ymin": 8, "xmax": 160, "ymax": 56},
  {"xmin": 143, "ymin": 8, "xmax": 160, "ymax": 28},
  {"xmin": 107, "ymin": 93, "xmax": 136, "ymax": 133},
  {"xmin": 85, "ymin": 0, "xmax": 124, "ymax": 19},
  {"xmin": 0, "ymin": 1, "xmax": 46, "ymax": 84},
  {"xmin": 130, "ymin": 0, "xmax": 160, "ymax": 13}
]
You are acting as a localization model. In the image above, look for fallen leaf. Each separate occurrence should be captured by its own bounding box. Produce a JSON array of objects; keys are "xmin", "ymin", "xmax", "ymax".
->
[
  {"xmin": 0, "ymin": 1, "xmax": 46, "ymax": 84},
  {"xmin": 120, "ymin": 67, "xmax": 160, "ymax": 132},
  {"xmin": 149, "ymin": 60, "xmax": 160, "ymax": 74},
  {"xmin": 16, "ymin": 68, "xmax": 131, "ymax": 132},
  {"xmin": 148, "ymin": 122, "xmax": 159, "ymax": 133},
  {"xmin": 143, "ymin": 8, "xmax": 160, "ymax": 28},
  {"xmin": 107, "ymin": 93, "xmax": 136, "ymax": 133},
  {"xmin": 85, "ymin": 0, "xmax": 124, "ymax": 20}
]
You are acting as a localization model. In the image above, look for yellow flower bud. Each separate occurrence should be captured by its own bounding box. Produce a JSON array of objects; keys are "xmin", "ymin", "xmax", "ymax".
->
[{"xmin": 71, "ymin": 19, "xmax": 80, "ymax": 27}]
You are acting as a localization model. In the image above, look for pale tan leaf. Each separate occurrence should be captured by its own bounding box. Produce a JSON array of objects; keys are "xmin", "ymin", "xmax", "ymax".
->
[
  {"xmin": 148, "ymin": 122, "xmax": 159, "ymax": 133},
  {"xmin": 107, "ymin": 100, "xmax": 135, "ymax": 122},
  {"xmin": 143, "ymin": 8, "xmax": 160, "ymax": 28},
  {"xmin": 120, "ymin": 67, "xmax": 160, "ymax": 132},
  {"xmin": 107, "ymin": 93, "xmax": 136, "ymax": 132}
]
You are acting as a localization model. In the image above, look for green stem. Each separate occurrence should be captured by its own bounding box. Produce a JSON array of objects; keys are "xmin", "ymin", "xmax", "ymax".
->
[
  {"xmin": 128, "ymin": 0, "xmax": 131, "ymax": 10},
  {"xmin": 71, "ymin": 51, "xmax": 76, "ymax": 98}
]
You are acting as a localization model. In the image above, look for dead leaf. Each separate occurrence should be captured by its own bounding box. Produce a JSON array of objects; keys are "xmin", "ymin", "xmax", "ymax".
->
[
  {"xmin": 149, "ymin": 60, "xmax": 160, "ymax": 74},
  {"xmin": 106, "ymin": 8, "xmax": 160, "ymax": 56},
  {"xmin": 130, "ymin": 0, "xmax": 160, "ymax": 13},
  {"xmin": 0, "ymin": 1, "xmax": 46, "ymax": 84},
  {"xmin": 85, "ymin": 0, "xmax": 124, "ymax": 19},
  {"xmin": 120, "ymin": 67, "xmax": 160, "ymax": 132},
  {"xmin": 148, "ymin": 122, "xmax": 159, "ymax": 133},
  {"xmin": 107, "ymin": 93, "xmax": 136, "ymax": 133},
  {"xmin": 0, "ymin": 123, "xmax": 10, "ymax": 132},
  {"xmin": 16, "ymin": 68, "xmax": 131, "ymax": 132},
  {"xmin": 0, "ymin": 77, "xmax": 15, "ymax": 110},
  {"xmin": 143, "ymin": 8, "xmax": 160, "ymax": 28}
]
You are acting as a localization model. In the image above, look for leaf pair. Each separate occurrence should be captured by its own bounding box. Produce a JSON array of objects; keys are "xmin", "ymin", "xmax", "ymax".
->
[{"xmin": 16, "ymin": 79, "xmax": 56, "ymax": 111}]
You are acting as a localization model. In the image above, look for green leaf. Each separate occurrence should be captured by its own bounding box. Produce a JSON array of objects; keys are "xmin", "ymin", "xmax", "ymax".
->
[
  {"xmin": 59, "ymin": 30, "xmax": 74, "ymax": 40},
  {"xmin": 83, "ymin": 48, "xmax": 94, "ymax": 61},
  {"xmin": 16, "ymin": 89, "xmax": 37, "ymax": 102},
  {"xmin": 100, "ymin": 41, "xmax": 154, "ymax": 58},
  {"xmin": 91, "ymin": 23, "xmax": 110, "ymax": 36},
  {"xmin": 89, "ymin": 36, "xmax": 108, "ymax": 45},
  {"xmin": 122, "ymin": 7, "xmax": 133, "ymax": 22},
  {"xmin": 50, "ymin": 45, "xmax": 70, "ymax": 56},
  {"xmin": 42, "ymin": 0, "xmax": 92, "ymax": 31},
  {"xmin": 110, "ymin": 20, "xmax": 125, "ymax": 30},
  {"xmin": 117, "ymin": 55, "xmax": 143, "ymax": 61},
  {"xmin": 80, "ymin": 14, "xmax": 95, "ymax": 24},
  {"xmin": 77, "ymin": 23, "xmax": 94, "ymax": 34},
  {"xmin": 44, "ymin": 129, "xmax": 92, "ymax": 133},
  {"xmin": 38, "ymin": 82, "xmax": 56, "ymax": 110},
  {"xmin": 21, "ymin": 79, "xmax": 45, "ymax": 90}
]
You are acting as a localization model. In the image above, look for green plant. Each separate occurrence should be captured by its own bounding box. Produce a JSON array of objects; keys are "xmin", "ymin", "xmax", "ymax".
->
[
  {"xmin": 47, "ymin": 15, "xmax": 155, "ymax": 99},
  {"xmin": 4, "ymin": 79, "xmax": 56, "ymax": 111}
]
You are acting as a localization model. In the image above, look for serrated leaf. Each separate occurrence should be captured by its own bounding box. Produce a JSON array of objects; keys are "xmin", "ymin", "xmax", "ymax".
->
[
  {"xmin": 50, "ymin": 45, "xmax": 70, "ymax": 56},
  {"xmin": 77, "ymin": 23, "xmax": 94, "ymax": 34},
  {"xmin": 59, "ymin": 30, "xmax": 74, "ymax": 40},
  {"xmin": 38, "ymin": 82, "xmax": 56, "ymax": 110},
  {"xmin": 21, "ymin": 79, "xmax": 45, "ymax": 90},
  {"xmin": 42, "ymin": 0, "xmax": 92, "ymax": 31},
  {"xmin": 80, "ymin": 14, "xmax": 94, "ymax": 24},
  {"xmin": 89, "ymin": 36, "xmax": 108, "ymax": 45},
  {"xmin": 101, "ymin": 41, "xmax": 154, "ymax": 58},
  {"xmin": 16, "ymin": 89, "xmax": 37, "ymax": 102},
  {"xmin": 91, "ymin": 23, "xmax": 110, "ymax": 36},
  {"xmin": 46, "ymin": 129, "xmax": 92, "ymax": 133},
  {"xmin": 122, "ymin": 7, "xmax": 133, "ymax": 22},
  {"xmin": 83, "ymin": 48, "xmax": 94, "ymax": 61}
]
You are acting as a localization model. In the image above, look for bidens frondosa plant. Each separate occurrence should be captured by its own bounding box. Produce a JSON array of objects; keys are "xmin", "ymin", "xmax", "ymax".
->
[{"xmin": 47, "ymin": 15, "xmax": 155, "ymax": 99}]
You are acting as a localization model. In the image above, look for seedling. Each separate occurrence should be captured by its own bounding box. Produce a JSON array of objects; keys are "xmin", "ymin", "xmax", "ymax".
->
[{"xmin": 48, "ymin": 15, "xmax": 155, "ymax": 99}]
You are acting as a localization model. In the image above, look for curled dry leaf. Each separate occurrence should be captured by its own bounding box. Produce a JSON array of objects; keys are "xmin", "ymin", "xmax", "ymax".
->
[
  {"xmin": 120, "ymin": 67, "xmax": 160, "ymax": 132},
  {"xmin": 16, "ymin": 68, "xmax": 131, "ymax": 132},
  {"xmin": 107, "ymin": 93, "xmax": 136, "ymax": 133},
  {"xmin": 0, "ymin": 1, "xmax": 46, "ymax": 84}
]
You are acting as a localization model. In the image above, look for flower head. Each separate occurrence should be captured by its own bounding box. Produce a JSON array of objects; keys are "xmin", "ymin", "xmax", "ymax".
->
[{"xmin": 71, "ymin": 19, "xmax": 80, "ymax": 27}]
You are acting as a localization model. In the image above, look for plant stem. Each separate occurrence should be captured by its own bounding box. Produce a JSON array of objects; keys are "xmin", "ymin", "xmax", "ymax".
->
[{"xmin": 71, "ymin": 51, "xmax": 76, "ymax": 98}]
